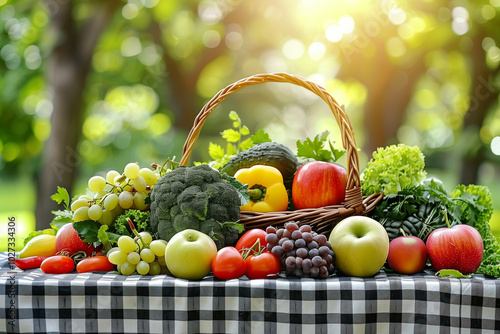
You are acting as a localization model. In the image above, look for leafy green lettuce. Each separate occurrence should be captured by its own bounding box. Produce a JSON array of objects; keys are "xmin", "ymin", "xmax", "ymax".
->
[{"xmin": 362, "ymin": 144, "xmax": 427, "ymax": 196}]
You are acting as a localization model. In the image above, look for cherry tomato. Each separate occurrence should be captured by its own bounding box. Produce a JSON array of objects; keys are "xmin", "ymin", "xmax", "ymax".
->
[
  {"xmin": 14, "ymin": 256, "xmax": 49, "ymax": 270},
  {"xmin": 245, "ymin": 252, "xmax": 281, "ymax": 279},
  {"xmin": 212, "ymin": 247, "xmax": 246, "ymax": 280},
  {"xmin": 235, "ymin": 229, "xmax": 267, "ymax": 255},
  {"xmin": 76, "ymin": 256, "xmax": 115, "ymax": 274},
  {"xmin": 40, "ymin": 255, "xmax": 75, "ymax": 274}
]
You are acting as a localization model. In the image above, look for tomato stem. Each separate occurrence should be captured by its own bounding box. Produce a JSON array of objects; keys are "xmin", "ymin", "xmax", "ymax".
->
[{"xmin": 241, "ymin": 238, "xmax": 265, "ymax": 260}]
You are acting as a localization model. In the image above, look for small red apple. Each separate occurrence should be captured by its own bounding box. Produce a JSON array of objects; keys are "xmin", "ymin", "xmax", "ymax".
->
[
  {"xmin": 55, "ymin": 223, "xmax": 101, "ymax": 257},
  {"xmin": 292, "ymin": 161, "xmax": 348, "ymax": 209},
  {"xmin": 426, "ymin": 224, "xmax": 483, "ymax": 274},
  {"xmin": 387, "ymin": 235, "xmax": 428, "ymax": 274}
]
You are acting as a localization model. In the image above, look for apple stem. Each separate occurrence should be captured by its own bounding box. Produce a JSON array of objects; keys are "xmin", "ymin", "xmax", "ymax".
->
[
  {"xmin": 399, "ymin": 228, "xmax": 407, "ymax": 237},
  {"xmin": 443, "ymin": 210, "xmax": 450, "ymax": 229}
]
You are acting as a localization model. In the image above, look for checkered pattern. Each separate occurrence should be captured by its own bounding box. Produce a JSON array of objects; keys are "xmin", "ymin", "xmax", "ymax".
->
[{"xmin": 1, "ymin": 252, "xmax": 499, "ymax": 333}]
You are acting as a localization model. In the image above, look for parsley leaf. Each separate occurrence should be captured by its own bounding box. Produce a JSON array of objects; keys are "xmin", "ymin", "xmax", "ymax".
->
[
  {"xmin": 296, "ymin": 130, "xmax": 345, "ymax": 162},
  {"xmin": 251, "ymin": 129, "xmax": 272, "ymax": 144},
  {"xmin": 50, "ymin": 186, "xmax": 70, "ymax": 211}
]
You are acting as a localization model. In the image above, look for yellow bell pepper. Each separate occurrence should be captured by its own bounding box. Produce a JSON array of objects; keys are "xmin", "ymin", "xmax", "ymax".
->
[{"xmin": 234, "ymin": 165, "xmax": 289, "ymax": 212}]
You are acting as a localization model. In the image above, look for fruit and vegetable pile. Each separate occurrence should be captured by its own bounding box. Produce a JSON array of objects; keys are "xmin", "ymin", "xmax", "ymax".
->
[{"xmin": 14, "ymin": 111, "xmax": 500, "ymax": 280}]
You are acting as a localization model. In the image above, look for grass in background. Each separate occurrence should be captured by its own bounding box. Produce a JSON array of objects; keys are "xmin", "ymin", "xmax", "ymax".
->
[{"xmin": 0, "ymin": 176, "xmax": 36, "ymax": 252}]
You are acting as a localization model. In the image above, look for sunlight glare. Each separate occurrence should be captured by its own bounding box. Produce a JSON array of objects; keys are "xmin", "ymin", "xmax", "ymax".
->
[
  {"xmin": 202, "ymin": 30, "xmax": 221, "ymax": 48},
  {"xmin": 491, "ymin": 136, "xmax": 500, "ymax": 155},
  {"xmin": 386, "ymin": 37, "xmax": 406, "ymax": 57},
  {"xmin": 325, "ymin": 25, "xmax": 343, "ymax": 42},
  {"xmin": 308, "ymin": 42, "xmax": 326, "ymax": 61},
  {"xmin": 451, "ymin": 6, "xmax": 470, "ymax": 35},
  {"xmin": 121, "ymin": 37, "xmax": 142, "ymax": 57},
  {"xmin": 338, "ymin": 15, "xmax": 355, "ymax": 34},
  {"xmin": 198, "ymin": 1, "xmax": 223, "ymax": 24},
  {"xmin": 282, "ymin": 39, "xmax": 305, "ymax": 60},
  {"xmin": 389, "ymin": 8, "xmax": 406, "ymax": 25}
]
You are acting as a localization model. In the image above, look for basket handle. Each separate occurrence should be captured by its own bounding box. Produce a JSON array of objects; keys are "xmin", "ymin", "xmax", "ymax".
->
[{"xmin": 180, "ymin": 72, "xmax": 362, "ymax": 192}]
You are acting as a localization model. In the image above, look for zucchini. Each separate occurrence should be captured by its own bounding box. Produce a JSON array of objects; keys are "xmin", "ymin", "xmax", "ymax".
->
[{"xmin": 220, "ymin": 142, "xmax": 299, "ymax": 189}]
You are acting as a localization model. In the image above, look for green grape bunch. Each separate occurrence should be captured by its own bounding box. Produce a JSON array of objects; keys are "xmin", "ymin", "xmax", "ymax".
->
[
  {"xmin": 69, "ymin": 162, "xmax": 159, "ymax": 225},
  {"xmin": 107, "ymin": 218, "xmax": 169, "ymax": 276}
]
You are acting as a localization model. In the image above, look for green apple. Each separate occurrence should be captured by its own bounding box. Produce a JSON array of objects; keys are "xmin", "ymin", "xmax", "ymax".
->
[
  {"xmin": 165, "ymin": 229, "xmax": 217, "ymax": 280},
  {"xmin": 329, "ymin": 216, "xmax": 389, "ymax": 277}
]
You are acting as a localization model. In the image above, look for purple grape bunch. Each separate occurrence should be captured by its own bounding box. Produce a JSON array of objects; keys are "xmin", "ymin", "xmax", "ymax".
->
[{"xmin": 265, "ymin": 221, "xmax": 335, "ymax": 279}]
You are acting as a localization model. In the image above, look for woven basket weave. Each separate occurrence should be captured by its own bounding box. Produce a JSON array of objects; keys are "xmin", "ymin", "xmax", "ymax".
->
[{"xmin": 179, "ymin": 72, "xmax": 382, "ymax": 236}]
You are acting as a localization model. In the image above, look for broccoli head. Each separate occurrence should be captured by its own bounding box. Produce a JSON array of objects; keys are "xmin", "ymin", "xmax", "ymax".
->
[{"xmin": 150, "ymin": 164, "xmax": 243, "ymax": 249}]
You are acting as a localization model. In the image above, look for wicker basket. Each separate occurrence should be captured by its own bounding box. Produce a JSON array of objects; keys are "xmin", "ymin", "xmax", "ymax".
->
[{"xmin": 179, "ymin": 72, "xmax": 383, "ymax": 236}]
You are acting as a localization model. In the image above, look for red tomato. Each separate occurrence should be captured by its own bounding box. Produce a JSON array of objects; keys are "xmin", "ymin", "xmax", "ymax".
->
[
  {"xmin": 40, "ymin": 255, "xmax": 75, "ymax": 274},
  {"xmin": 76, "ymin": 256, "xmax": 115, "ymax": 274},
  {"xmin": 245, "ymin": 252, "xmax": 281, "ymax": 279},
  {"xmin": 212, "ymin": 247, "xmax": 247, "ymax": 280},
  {"xmin": 292, "ymin": 161, "xmax": 347, "ymax": 209},
  {"xmin": 235, "ymin": 229, "xmax": 268, "ymax": 255}
]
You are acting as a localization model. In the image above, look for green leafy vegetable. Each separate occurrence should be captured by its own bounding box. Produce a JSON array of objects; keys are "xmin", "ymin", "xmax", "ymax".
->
[
  {"xmin": 251, "ymin": 129, "xmax": 272, "ymax": 144},
  {"xmin": 200, "ymin": 111, "xmax": 272, "ymax": 169},
  {"xmin": 296, "ymin": 130, "xmax": 345, "ymax": 162},
  {"xmin": 362, "ymin": 144, "xmax": 427, "ymax": 196},
  {"xmin": 73, "ymin": 220, "xmax": 102, "ymax": 243},
  {"xmin": 221, "ymin": 172, "xmax": 250, "ymax": 206},
  {"xmin": 369, "ymin": 179, "xmax": 450, "ymax": 241},
  {"xmin": 450, "ymin": 184, "xmax": 500, "ymax": 278},
  {"xmin": 112, "ymin": 209, "xmax": 153, "ymax": 238}
]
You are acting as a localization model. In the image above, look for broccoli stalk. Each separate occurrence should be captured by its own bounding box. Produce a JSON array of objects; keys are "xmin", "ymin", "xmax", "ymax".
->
[{"xmin": 149, "ymin": 164, "xmax": 244, "ymax": 249}]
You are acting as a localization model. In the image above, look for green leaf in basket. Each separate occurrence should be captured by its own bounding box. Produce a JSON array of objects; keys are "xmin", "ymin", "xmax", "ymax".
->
[
  {"xmin": 228, "ymin": 110, "xmax": 239, "ymax": 121},
  {"xmin": 250, "ymin": 129, "xmax": 272, "ymax": 144},
  {"xmin": 240, "ymin": 125, "xmax": 250, "ymax": 136},
  {"xmin": 221, "ymin": 129, "xmax": 241, "ymax": 143},
  {"xmin": 208, "ymin": 142, "xmax": 225, "ymax": 160},
  {"xmin": 296, "ymin": 130, "xmax": 345, "ymax": 163},
  {"xmin": 239, "ymin": 137, "xmax": 254, "ymax": 151}
]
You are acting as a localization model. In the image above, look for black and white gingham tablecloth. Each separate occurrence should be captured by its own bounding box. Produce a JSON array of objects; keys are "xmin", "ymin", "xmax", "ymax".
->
[{"xmin": 1, "ymin": 252, "xmax": 499, "ymax": 333}]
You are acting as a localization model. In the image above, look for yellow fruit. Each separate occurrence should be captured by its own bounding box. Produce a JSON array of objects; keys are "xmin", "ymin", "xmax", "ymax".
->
[{"xmin": 19, "ymin": 234, "xmax": 57, "ymax": 258}]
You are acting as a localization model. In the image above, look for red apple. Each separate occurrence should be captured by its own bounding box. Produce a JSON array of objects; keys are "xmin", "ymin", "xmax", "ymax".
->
[
  {"xmin": 292, "ymin": 161, "xmax": 348, "ymax": 210},
  {"xmin": 426, "ymin": 224, "xmax": 483, "ymax": 274},
  {"xmin": 387, "ymin": 236, "xmax": 428, "ymax": 274},
  {"xmin": 55, "ymin": 223, "xmax": 101, "ymax": 257}
]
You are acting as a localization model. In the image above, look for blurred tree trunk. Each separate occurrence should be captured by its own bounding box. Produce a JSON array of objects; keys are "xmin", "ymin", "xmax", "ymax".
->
[
  {"xmin": 35, "ymin": 0, "xmax": 120, "ymax": 230},
  {"xmin": 151, "ymin": 2, "xmax": 247, "ymax": 131},
  {"xmin": 338, "ymin": 41, "xmax": 426, "ymax": 156},
  {"xmin": 459, "ymin": 32, "xmax": 499, "ymax": 185}
]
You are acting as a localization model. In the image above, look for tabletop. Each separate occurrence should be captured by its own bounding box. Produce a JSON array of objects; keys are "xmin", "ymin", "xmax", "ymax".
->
[{"xmin": 1, "ymin": 252, "xmax": 499, "ymax": 334}]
